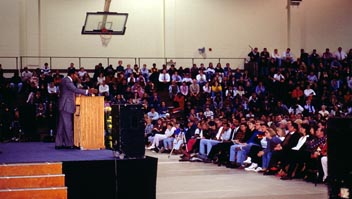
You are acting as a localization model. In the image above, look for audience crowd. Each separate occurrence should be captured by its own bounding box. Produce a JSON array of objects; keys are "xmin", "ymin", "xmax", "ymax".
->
[{"xmin": 1, "ymin": 46, "xmax": 352, "ymax": 183}]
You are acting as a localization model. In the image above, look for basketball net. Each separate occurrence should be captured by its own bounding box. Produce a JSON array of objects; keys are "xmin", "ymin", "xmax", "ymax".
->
[{"xmin": 100, "ymin": 28, "xmax": 112, "ymax": 47}]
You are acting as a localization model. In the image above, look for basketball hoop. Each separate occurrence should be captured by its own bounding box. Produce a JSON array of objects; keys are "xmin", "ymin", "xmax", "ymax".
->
[{"xmin": 100, "ymin": 28, "xmax": 112, "ymax": 47}]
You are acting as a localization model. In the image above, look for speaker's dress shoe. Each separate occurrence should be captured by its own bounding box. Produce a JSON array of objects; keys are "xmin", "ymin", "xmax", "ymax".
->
[
  {"xmin": 66, "ymin": 146, "xmax": 80, "ymax": 150},
  {"xmin": 55, "ymin": 146, "xmax": 64, "ymax": 150}
]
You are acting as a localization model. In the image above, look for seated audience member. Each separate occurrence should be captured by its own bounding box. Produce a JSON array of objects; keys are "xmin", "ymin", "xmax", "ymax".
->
[
  {"xmin": 179, "ymin": 81, "xmax": 189, "ymax": 96},
  {"xmin": 144, "ymin": 117, "xmax": 154, "ymax": 145},
  {"xmin": 303, "ymin": 84, "xmax": 316, "ymax": 100},
  {"xmin": 203, "ymin": 107, "xmax": 214, "ymax": 119},
  {"xmin": 96, "ymin": 72, "xmax": 105, "ymax": 86},
  {"xmin": 318, "ymin": 105, "xmax": 330, "ymax": 119},
  {"xmin": 9, "ymin": 71, "xmax": 23, "ymax": 93},
  {"xmin": 206, "ymin": 119, "xmax": 240, "ymax": 165},
  {"xmin": 158, "ymin": 69, "xmax": 170, "ymax": 91},
  {"xmin": 77, "ymin": 67, "xmax": 87, "ymax": 80},
  {"xmin": 162, "ymin": 122, "xmax": 182, "ymax": 153},
  {"xmin": 280, "ymin": 123, "xmax": 313, "ymax": 180},
  {"xmin": 173, "ymin": 92, "xmax": 185, "ymax": 112},
  {"xmin": 321, "ymin": 154, "xmax": 328, "ymax": 183},
  {"xmin": 172, "ymin": 124, "xmax": 186, "ymax": 154},
  {"xmin": 147, "ymin": 122, "xmax": 175, "ymax": 152},
  {"xmin": 147, "ymin": 107, "xmax": 160, "ymax": 123},
  {"xmin": 98, "ymin": 80, "xmax": 109, "ymax": 96},
  {"xmin": 189, "ymin": 79, "xmax": 200, "ymax": 105},
  {"xmin": 21, "ymin": 67, "xmax": 33, "ymax": 83},
  {"xmin": 149, "ymin": 92, "xmax": 161, "ymax": 109},
  {"xmin": 158, "ymin": 101, "xmax": 169, "ymax": 118},
  {"xmin": 303, "ymin": 99, "xmax": 316, "ymax": 116},
  {"xmin": 260, "ymin": 127, "xmax": 285, "ymax": 173},
  {"xmin": 198, "ymin": 122, "xmax": 232, "ymax": 160},
  {"xmin": 301, "ymin": 126, "xmax": 327, "ymax": 182},
  {"xmin": 226, "ymin": 121, "xmax": 252, "ymax": 168},
  {"xmin": 264, "ymin": 121, "xmax": 301, "ymax": 175},
  {"xmin": 111, "ymin": 94, "xmax": 126, "ymax": 104},
  {"xmin": 169, "ymin": 80, "xmax": 180, "ymax": 100},
  {"xmin": 140, "ymin": 64, "xmax": 150, "ymax": 82},
  {"xmin": 243, "ymin": 123, "xmax": 269, "ymax": 172}
]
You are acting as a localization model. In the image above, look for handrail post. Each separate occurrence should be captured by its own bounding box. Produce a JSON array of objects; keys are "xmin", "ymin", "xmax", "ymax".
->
[
  {"xmin": 79, "ymin": 57, "xmax": 81, "ymax": 68},
  {"xmin": 50, "ymin": 57, "xmax": 52, "ymax": 70},
  {"xmin": 16, "ymin": 57, "xmax": 19, "ymax": 71}
]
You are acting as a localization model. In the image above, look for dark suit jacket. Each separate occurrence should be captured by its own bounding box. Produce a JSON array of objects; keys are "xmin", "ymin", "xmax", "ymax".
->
[{"xmin": 58, "ymin": 76, "xmax": 87, "ymax": 114}]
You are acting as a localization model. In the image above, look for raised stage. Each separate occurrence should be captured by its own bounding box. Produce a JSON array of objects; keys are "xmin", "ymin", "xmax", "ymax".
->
[{"xmin": 0, "ymin": 142, "xmax": 158, "ymax": 199}]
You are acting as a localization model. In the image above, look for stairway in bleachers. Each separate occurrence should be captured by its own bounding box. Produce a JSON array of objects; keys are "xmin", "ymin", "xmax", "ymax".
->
[{"xmin": 0, "ymin": 162, "xmax": 67, "ymax": 199}]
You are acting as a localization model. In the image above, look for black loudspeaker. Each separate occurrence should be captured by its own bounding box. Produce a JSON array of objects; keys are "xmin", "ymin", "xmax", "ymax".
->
[
  {"xmin": 111, "ymin": 104, "xmax": 145, "ymax": 158},
  {"xmin": 63, "ymin": 157, "xmax": 158, "ymax": 199},
  {"xmin": 327, "ymin": 118, "xmax": 352, "ymax": 199}
]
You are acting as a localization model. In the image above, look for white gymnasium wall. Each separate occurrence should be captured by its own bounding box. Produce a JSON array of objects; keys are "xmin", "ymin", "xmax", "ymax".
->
[
  {"xmin": 290, "ymin": 0, "xmax": 352, "ymax": 53},
  {"xmin": 0, "ymin": 0, "xmax": 351, "ymax": 70}
]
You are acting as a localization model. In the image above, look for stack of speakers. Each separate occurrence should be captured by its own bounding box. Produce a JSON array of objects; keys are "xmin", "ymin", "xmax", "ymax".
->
[
  {"xmin": 111, "ymin": 104, "xmax": 145, "ymax": 159},
  {"xmin": 327, "ymin": 118, "xmax": 351, "ymax": 199}
]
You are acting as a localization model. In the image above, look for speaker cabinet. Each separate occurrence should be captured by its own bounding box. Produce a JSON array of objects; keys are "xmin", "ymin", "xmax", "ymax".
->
[
  {"xmin": 111, "ymin": 104, "xmax": 145, "ymax": 158},
  {"xmin": 327, "ymin": 118, "xmax": 352, "ymax": 198},
  {"xmin": 63, "ymin": 157, "xmax": 158, "ymax": 199}
]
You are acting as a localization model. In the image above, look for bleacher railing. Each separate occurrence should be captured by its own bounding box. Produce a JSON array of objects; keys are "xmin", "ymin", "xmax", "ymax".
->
[{"xmin": 1, "ymin": 56, "xmax": 246, "ymax": 75}]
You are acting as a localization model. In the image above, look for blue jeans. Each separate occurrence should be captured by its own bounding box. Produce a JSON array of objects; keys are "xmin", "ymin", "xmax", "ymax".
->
[
  {"xmin": 199, "ymin": 139, "xmax": 220, "ymax": 156},
  {"xmin": 262, "ymin": 151, "xmax": 272, "ymax": 169},
  {"xmin": 163, "ymin": 137, "xmax": 174, "ymax": 150}
]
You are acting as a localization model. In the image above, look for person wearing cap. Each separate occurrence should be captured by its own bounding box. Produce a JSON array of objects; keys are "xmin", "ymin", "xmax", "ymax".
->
[{"xmin": 55, "ymin": 68, "xmax": 97, "ymax": 150}]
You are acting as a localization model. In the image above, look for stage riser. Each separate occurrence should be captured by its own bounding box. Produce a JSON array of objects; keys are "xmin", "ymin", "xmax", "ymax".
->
[
  {"xmin": 0, "ymin": 188, "xmax": 67, "ymax": 199},
  {"xmin": 0, "ymin": 162, "xmax": 62, "ymax": 176},
  {"xmin": 0, "ymin": 162, "xmax": 67, "ymax": 199},
  {"xmin": 0, "ymin": 175, "xmax": 65, "ymax": 189}
]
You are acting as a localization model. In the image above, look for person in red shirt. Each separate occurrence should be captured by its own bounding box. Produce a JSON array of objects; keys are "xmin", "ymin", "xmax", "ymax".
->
[{"xmin": 291, "ymin": 85, "xmax": 304, "ymax": 104}]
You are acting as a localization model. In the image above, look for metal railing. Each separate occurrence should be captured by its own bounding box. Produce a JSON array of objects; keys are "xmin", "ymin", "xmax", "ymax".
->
[{"xmin": 1, "ymin": 56, "xmax": 246, "ymax": 75}]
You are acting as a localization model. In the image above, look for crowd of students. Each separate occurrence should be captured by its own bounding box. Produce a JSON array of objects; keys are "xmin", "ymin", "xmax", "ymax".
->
[{"xmin": 0, "ymin": 46, "xmax": 351, "ymax": 182}]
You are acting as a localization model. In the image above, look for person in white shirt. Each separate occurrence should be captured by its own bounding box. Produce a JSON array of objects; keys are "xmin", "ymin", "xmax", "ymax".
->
[
  {"xmin": 281, "ymin": 123, "xmax": 310, "ymax": 180},
  {"xmin": 288, "ymin": 104, "xmax": 304, "ymax": 115},
  {"xmin": 199, "ymin": 122, "xmax": 232, "ymax": 158},
  {"xmin": 147, "ymin": 122, "xmax": 176, "ymax": 151},
  {"xmin": 282, "ymin": 48, "xmax": 294, "ymax": 63},
  {"xmin": 334, "ymin": 47, "xmax": 347, "ymax": 61},
  {"xmin": 41, "ymin": 63, "xmax": 51, "ymax": 76},
  {"xmin": 318, "ymin": 105, "xmax": 330, "ymax": 119},
  {"xmin": 272, "ymin": 48, "xmax": 282, "ymax": 67},
  {"xmin": 303, "ymin": 84, "xmax": 316, "ymax": 98},
  {"xmin": 179, "ymin": 81, "xmax": 189, "ymax": 96},
  {"xmin": 181, "ymin": 73, "xmax": 193, "ymax": 84},
  {"xmin": 77, "ymin": 67, "xmax": 87, "ymax": 80},
  {"xmin": 98, "ymin": 80, "xmax": 109, "ymax": 96},
  {"xmin": 158, "ymin": 69, "xmax": 170, "ymax": 91},
  {"xmin": 303, "ymin": 99, "xmax": 316, "ymax": 116},
  {"xmin": 203, "ymin": 107, "xmax": 214, "ymax": 119},
  {"xmin": 21, "ymin": 67, "xmax": 33, "ymax": 83},
  {"xmin": 47, "ymin": 81, "xmax": 58, "ymax": 95},
  {"xmin": 147, "ymin": 107, "xmax": 160, "ymax": 122},
  {"xmin": 196, "ymin": 70, "xmax": 207, "ymax": 86}
]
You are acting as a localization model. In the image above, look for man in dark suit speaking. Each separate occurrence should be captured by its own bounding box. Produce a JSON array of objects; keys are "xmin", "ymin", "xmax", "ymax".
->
[{"xmin": 55, "ymin": 68, "xmax": 97, "ymax": 149}]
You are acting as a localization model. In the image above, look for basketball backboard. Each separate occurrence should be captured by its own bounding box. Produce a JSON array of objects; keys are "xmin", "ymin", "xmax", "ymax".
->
[{"xmin": 81, "ymin": 12, "xmax": 128, "ymax": 35}]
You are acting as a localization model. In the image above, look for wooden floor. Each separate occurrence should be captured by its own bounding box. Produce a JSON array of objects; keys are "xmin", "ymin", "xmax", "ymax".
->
[{"xmin": 146, "ymin": 150, "xmax": 329, "ymax": 199}]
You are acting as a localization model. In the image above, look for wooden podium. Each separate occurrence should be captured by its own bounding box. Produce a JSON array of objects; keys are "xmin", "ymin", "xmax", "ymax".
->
[{"xmin": 74, "ymin": 96, "xmax": 105, "ymax": 150}]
